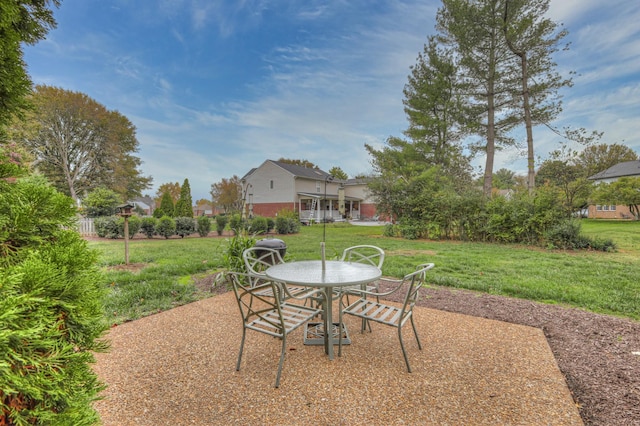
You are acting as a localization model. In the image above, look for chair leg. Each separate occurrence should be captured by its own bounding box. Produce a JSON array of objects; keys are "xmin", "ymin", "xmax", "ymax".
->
[
  {"xmin": 275, "ymin": 335, "xmax": 287, "ymax": 388},
  {"xmin": 397, "ymin": 326, "xmax": 412, "ymax": 373},
  {"xmin": 338, "ymin": 307, "xmax": 344, "ymax": 357},
  {"xmin": 410, "ymin": 315, "xmax": 422, "ymax": 350},
  {"xmin": 236, "ymin": 328, "xmax": 247, "ymax": 371}
]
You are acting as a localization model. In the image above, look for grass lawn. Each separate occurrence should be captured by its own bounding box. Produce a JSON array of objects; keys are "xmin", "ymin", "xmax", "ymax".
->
[{"xmin": 91, "ymin": 219, "xmax": 640, "ymax": 324}]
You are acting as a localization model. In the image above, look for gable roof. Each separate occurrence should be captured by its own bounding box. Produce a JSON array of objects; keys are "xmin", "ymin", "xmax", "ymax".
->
[
  {"xmin": 271, "ymin": 160, "xmax": 333, "ymax": 180},
  {"xmin": 588, "ymin": 160, "xmax": 640, "ymax": 180}
]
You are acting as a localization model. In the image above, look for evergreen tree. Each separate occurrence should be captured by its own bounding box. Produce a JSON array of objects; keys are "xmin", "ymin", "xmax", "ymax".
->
[
  {"xmin": 0, "ymin": 146, "xmax": 108, "ymax": 425},
  {"xmin": 159, "ymin": 192, "xmax": 175, "ymax": 217},
  {"xmin": 175, "ymin": 178, "xmax": 194, "ymax": 217}
]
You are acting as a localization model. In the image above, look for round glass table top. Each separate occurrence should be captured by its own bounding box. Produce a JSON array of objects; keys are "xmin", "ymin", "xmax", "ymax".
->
[{"xmin": 265, "ymin": 260, "xmax": 381, "ymax": 288}]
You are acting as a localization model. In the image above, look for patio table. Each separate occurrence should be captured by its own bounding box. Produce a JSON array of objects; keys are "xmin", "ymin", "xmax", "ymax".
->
[{"xmin": 265, "ymin": 260, "xmax": 381, "ymax": 360}]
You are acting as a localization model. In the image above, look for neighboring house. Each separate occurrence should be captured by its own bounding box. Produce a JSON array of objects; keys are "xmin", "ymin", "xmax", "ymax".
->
[
  {"xmin": 129, "ymin": 196, "xmax": 155, "ymax": 216},
  {"xmin": 241, "ymin": 160, "xmax": 378, "ymax": 223},
  {"xmin": 587, "ymin": 160, "xmax": 640, "ymax": 219}
]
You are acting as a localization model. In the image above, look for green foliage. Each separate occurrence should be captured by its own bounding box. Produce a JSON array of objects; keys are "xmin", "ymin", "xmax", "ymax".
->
[
  {"xmin": 545, "ymin": 219, "xmax": 617, "ymax": 251},
  {"xmin": 197, "ymin": 216, "xmax": 211, "ymax": 237},
  {"xmin": 215, "ymin": 215, "xmax": 228, "ymax": 236},
  {"xmin": 266, "ymin": 217, "xmax": 275, "ymax": 233},
  {"xmin": 229, "ymin": 213, "xmax": 247, "ymax": 234},
  {"xmin": 0, "ymin": 174, "xmax": 77, "ymax": 261},
  {"xmin": 159, "ymin": 192, "xmax": 175, "ymax": 218},
  {"xmin": 0, "ymin": 147, "xmax": 108, "ymax": 424},
  {"xmin": 175, "ymin": 217, "xmax": 195, "ymax": 238},
  {"xmin": 156, "ymin": 216, "xmax": 176, "ymax": 239},
  {"xmin": 140, "ymin": 217, "xmax": 157, "ymax": 238},
  {"xmin": 174, "ymin": 178, "xmax": 193, "ymax": 218},
  {"xmin": 249, "ymin": 216, "xmax": 268, "ymax": 235},
  {"xmin": 222, "ymin": 233, "xmax": 256, "ymax": 273},
  {"xmin": 0, "ymin": 1, "xmax": 60, "ymax": 135},
  {"xmin": 94, "ymin": 216, "xmax": 120, "ymax": 239},
  {"xmin": 120, "ymin": 215, "xmax": 141, "ymax": 238},
  {"xmin": 152, "ymin": 207, "xmax": 165, "ymax": 218},
  {"xmin": 275, "ymin": 209, "xmax": 300, "ymax": 235},
  {"xmin": 82, "ymin": 187, "xmax": 121, "ymax": 218}
]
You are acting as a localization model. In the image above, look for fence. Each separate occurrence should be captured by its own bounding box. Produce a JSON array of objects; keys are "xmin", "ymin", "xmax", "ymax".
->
[{"xmin": 77, "ymin": 217, "xmax": 96, "ymax": 236}]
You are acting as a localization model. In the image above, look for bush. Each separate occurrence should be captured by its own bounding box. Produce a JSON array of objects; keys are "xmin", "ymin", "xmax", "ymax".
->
[
  {"xmin": 175, "ymin": 217, "xmax": 195, "ymax": 238},
  {"xmin": 229, "ymin": 213, "xmax": 247, "ymax": 234},
  {"xmin": 544, "ymin": 219, "xmax": 584, "ymax": 249},
  {"xmin": 383, "ymin": 223, "xmax": 398, "ymax": 237},
  {"xmin": 275, "ymin": 209, "xmax": 300, "ymax": 235},
  {"xmin": 140, "ymin": 217, "xmax": 157, "ymax": 238},
  {"xmin": 215, "ymin": 215, "xmax": 228, "ymax": 236},
  {"xmin": 266, "ymin": 217, "xmax": 275, "ymax": 233},
  {"xmin": 119, "ymin": 215, "xmax": 141, "ymax": 238},
  {"xmin": 197, "ymin": 216, "xmax": 212, "ymax": 237},
  {"xmin": 94, "ymin": 216, "xmax": 120, "ymax": 239},
  {"xmin": 249, "ymin": 216, "xmax": 268, "ymax": 235},
  {"xmin": 0, "ymin": 167, "xmax": 108, "ymax": 425},
  {"xmin": 156, "ymin": 216, "xmax": 176, "ymax": 239}
]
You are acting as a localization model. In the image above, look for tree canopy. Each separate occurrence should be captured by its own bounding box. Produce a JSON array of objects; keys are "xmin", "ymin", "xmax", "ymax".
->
[
  {"xmin": 0, "ymin": 0, "xmax": 60, "ymax": 137},
  {"xmin": 13, "ymin": 85, "xmax": 151, "ymax": 201},
  {"xmin": 174, "ymin": 178, "xmax": 193, "ymax": 217},
  {"xmin": 210, "ymin": 175, "xmax": 242, "ymax": 214}
]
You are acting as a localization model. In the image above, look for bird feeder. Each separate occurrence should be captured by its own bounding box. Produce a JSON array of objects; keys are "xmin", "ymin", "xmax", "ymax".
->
[{"xmin": 116, "ymin": 203, "xmax": 135, "ymax": 264}]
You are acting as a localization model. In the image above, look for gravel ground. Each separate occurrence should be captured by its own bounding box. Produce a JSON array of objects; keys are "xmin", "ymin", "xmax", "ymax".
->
[{"xmin": 93, "ymin": 286, "xmax": 585, "ymax": 425}]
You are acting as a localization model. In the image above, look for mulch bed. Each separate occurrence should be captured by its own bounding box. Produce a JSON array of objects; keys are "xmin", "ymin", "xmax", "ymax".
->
[{"xmin": 196, "ymin": 275, "xmax": 640, "ymax": 426}]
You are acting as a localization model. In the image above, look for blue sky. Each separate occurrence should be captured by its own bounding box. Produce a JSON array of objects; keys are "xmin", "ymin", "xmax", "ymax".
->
[{"xmin": 23, "ymin": 0, "xmax": 640, "ymax": 201}]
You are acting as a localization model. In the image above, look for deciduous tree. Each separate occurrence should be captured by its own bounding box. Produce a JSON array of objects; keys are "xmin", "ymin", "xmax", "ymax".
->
[
  {"xmin": 210, "ymin": 175, "xmax": 242, "ymax": 214},
  {"xmin": 16, "ymin": 85, "xmax": 151, "ymax": 201}
]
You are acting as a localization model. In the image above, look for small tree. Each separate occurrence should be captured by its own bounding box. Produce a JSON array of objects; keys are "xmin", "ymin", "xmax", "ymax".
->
[
  {"xmin": 159, "ymin": 192, "xmax": 175, "ymax": 217},
  {"xmin": 174, "ymin": 178, "xmax": 194, "ymax": 217}
]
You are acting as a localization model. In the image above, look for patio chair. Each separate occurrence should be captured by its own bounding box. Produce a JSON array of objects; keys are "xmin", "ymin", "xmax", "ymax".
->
[
  {"xmin": 339, "ymin": 245, "xmax": 385, "ymax": 297},
  {"xmin": 242, "ymin": 247, "xmax": 308, "ymax": 300},
  {"xmin": 338, "ymin": 263, "xmax": 435, "ymax": 372},
  {"xmin": 228, "ymin": 271, "xmax": 324, "ymax": 388},
  {"xmin": 339, "ymin": 245, "xmax": 385, "ymax": 328}
]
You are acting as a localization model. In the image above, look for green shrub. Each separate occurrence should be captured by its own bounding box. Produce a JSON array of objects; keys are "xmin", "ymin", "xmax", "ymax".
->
[
  {"xmin": 544, "ymin": 219, "xmax": 584, "ymax": 249},
  {"xmin": 119, "ymin": 215, "xmax": 141, "ymax": 238},
  {"xmin": 175, "ymin": 217, "xmax": 195, "ymax": 238},
  {"xmin": 140, "ymin": 217, "xmax": 157, "ymax": 238},
  {"xmin": 275, "ymin": 209, "xmax": 300, "ymax": 234},
  {"xmin": 383, "ymin": 223, "xmax": 398, "ymax": 237},
  {"xmin": 197, "ymin": 216, "xmax": 212, "ymax": 237},
  {"xmin": 215, "ymin": 215, "xmax": 228, "ymax": 236},
  {"xmin": 0, "ymin": 165, "xmax": 108, "ymax": 424},
  {"xmin": 229, "ymin": 213, "xmax": 247, "ymax": 234},
  {"xmin": 156, "ymin": 216, "xmax": 176, "ymax": 239},
  {"xmin": 249, "ymin": 215, "xmax": 268, "ymax": 235},
  {"xmin": 266, "ymin": 217, "xmax": 275, "ymax": 233},
  {"xmin": 94, "ymin": 216, "xmax": 120, "ymax": 239}
]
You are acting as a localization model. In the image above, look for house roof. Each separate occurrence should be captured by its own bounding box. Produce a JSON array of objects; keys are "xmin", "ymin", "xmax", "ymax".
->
[
  {"xmin": 588, "ymin": 160, "xmax": 640, "ymax": 180},
  {"xmin": 271, "ymin": 160, "xmax": 334, "ymax": 180}
]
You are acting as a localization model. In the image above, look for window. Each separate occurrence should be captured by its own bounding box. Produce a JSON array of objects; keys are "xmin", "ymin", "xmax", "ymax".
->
[
  {"xmin": 611, "ymin": 205, "xmax": 617, "ymax": 211},
  {"xmin": 316, "ymin": 181, "xmax": 321, "ymax": 193},
  {"xmin": 270, "ymin": 180, "xmax": 274, "ymax": 189},
  {"xmin": 603, "ymin": 205, "xmax": 610, "ymax": 211},
  {"xmin": 596, "ymin": 205, "xmax": 602, "ymax": 211}
]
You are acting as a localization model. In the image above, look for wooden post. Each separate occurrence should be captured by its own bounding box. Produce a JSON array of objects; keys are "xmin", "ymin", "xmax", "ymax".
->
[{"xmin": 124, "ymin": 216, "xmax": 130, "ymax": 265}]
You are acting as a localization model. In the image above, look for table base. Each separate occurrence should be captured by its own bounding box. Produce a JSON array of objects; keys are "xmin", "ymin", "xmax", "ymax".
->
[{"xmin": 304, "ymin": 322, "xmax": 351, "ymax": 345}]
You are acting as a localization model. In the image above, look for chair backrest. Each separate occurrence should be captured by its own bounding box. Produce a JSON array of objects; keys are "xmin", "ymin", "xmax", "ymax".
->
[
  {"xmin": 243, "ymin": 247, "xmax": 285, "ymax": 276},
  {"xmin": 400, "ymin": 263, "xmax": 435, "ymax": 315},
  {"xmin": 227, "ymin": 271, "xmax": 285, "ymax": 338},
  {"xmin": 340, "ymin": 245, "xmax": 385, "ymax": 269}
]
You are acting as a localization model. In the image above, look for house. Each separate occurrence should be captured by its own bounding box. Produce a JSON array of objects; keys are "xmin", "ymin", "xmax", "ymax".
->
[
  {"xmin": 129, "ymin": 196, "xmax": 155, "ymax": 216},
  {"xmin": 587, "ymin": 160, "xmax": 640, "ymax": 219},
  {"xmin": 241, "ymin": 160, "xmax": 378, "ymax": 223}
]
